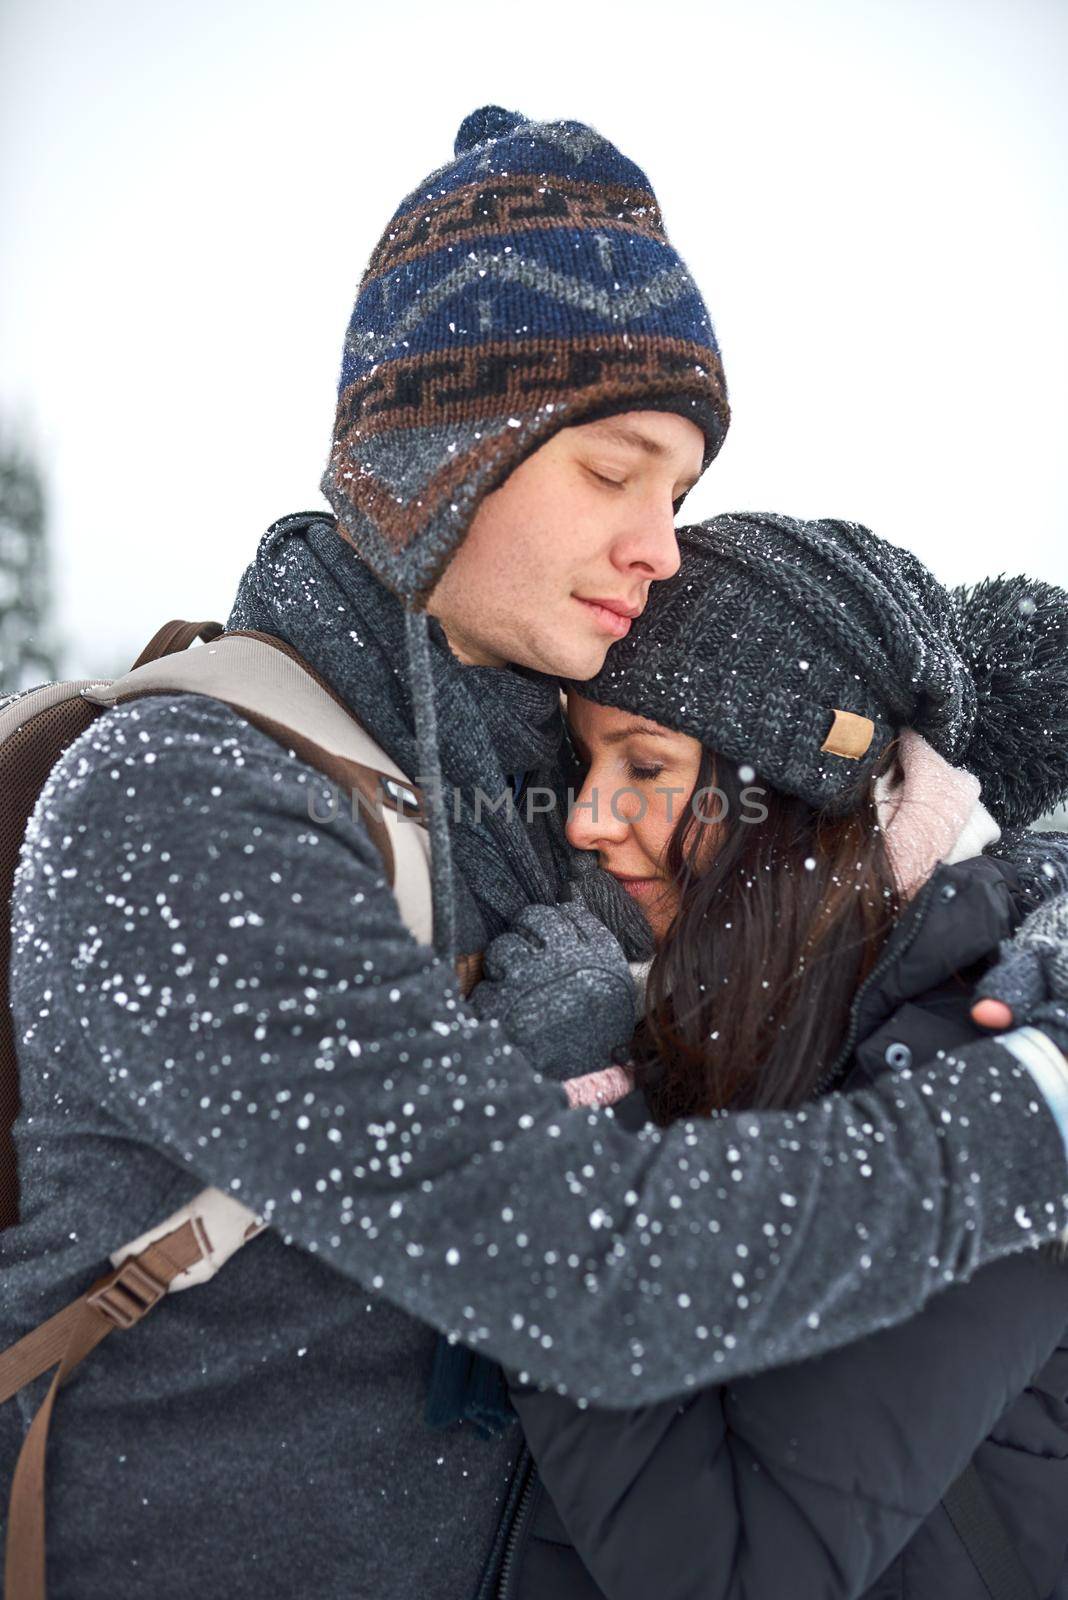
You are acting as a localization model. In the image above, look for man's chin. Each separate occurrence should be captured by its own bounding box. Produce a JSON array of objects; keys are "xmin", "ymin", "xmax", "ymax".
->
[
  {"xmin": 505, "ymin": 623, "xmax": 611, "ymax": 681},
  {"xmin": 545, "ymin": 635, "xmax": 612, "ymax": 682}
]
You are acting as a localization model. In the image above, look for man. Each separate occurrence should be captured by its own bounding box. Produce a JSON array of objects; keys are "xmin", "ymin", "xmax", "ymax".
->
[{"xmin": 5, "ymin": 105, "xmax": 1068, "ymax": 1599}]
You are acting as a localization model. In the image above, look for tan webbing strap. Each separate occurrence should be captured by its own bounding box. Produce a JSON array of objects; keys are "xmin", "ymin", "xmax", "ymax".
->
[
  {"xmin": 2, "ymin": 1221, "xmax": 206, "ymax": 1600},
  {"xmin": 216, "ymin": 704, "xmax": 398, "ymax": 887},
  {"xmin": 107, "ymin": 625, "xmax": 484, "ymax": 995},
  {"xmin": 92, "ymin": 695, "xmax": 399, "ymax": 889},
  {"xmin": 129, "ymin": 620, "xmax": 225, "ymax": 671},
  {"xmin": 90, "ymin": 626, "xmax": 485, "ymax": 994}
]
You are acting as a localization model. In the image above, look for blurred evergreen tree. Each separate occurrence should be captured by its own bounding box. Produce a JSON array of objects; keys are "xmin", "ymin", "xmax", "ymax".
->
[{"xmin": 0, "ymin": 433, "xmax": 59, "ymax": 694}]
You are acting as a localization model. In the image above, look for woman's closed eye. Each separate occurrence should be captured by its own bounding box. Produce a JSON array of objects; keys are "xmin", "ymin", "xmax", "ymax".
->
[{"xmin": 627, "ymin": 761, "xmax": 664, "ymax": 782}]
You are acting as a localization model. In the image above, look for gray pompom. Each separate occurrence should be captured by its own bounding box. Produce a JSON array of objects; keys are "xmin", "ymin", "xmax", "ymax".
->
[{"xmin": 952, "ymin": 574, "xmax": 1068, "ymax": 829}]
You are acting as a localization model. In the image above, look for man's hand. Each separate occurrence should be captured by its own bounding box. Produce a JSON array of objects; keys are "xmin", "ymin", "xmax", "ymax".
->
[
  {"xmin": 972, "ymin": 997, "xmax": 1014, "ymax": 1030},
  {"xmin": 467, "ymin": 901, "xmax": 637, "ymax": 1082},
  {"xmin": 972, "ymin": 893, "xmax": 1068, "ymax": 1052}
]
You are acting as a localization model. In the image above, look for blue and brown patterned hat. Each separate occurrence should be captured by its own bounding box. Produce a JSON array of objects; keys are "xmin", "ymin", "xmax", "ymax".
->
[{"xmin": 321, "ymin": 104, "xmax": 729, "ymax": 609}]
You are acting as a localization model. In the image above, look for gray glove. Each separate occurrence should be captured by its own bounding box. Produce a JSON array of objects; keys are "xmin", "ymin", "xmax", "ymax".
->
[
  {"xmin": 975, "ymin": 892, "xmax": 1068, "ymax": 1053},
  {"xmin": 467, "ymin": 901, "xmax": 637, "ymax": 1083}
]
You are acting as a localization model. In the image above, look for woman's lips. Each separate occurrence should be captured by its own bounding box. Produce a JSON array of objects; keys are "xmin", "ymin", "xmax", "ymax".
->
[
  {"xmin": 610, "ymin": 874, "xmax": 663, "ymax": 900},
  {"xmin": 574, "ymin": 597, "xmax": 633, "ymax": 639}
]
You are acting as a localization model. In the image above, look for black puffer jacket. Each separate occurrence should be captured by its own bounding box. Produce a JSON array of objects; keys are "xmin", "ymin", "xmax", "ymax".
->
[{"xmin": 501, "ymin": 854, "xmax": 1068, "ymax": 1600}]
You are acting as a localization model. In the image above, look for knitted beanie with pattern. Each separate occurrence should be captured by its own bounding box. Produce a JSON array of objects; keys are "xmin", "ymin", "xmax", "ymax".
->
[
  {"xmin": 574, "ymin": 514, "xmax": 1068, "ymax": 828},
  {"xmin": 321, "ymin": 104, "xmax": 729, "ymax": 611}
]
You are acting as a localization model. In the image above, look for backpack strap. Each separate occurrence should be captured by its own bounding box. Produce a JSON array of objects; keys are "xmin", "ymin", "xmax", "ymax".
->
[
  {"xmin": 0, "ymin": 1221, "xmax": 208, "ymax": 1600},
  {"xmin": 941, "ymin": 1462, "xmax": 1040, "ymax": 1599},
  {"xmin": 108, "ymin": 1186, "xmax": 267, "ymax": 1290},
  {"xmin": 81, "ymin": 625, "xmax": 437, "ymax": 948}
]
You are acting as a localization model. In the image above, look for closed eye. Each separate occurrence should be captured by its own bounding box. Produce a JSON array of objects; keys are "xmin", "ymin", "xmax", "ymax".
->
[
  {"xmin": 584, "ymin": 465, "xmax": 626, "ymax": 490},
  {"xmin": 627, "ymin": 762, "xmax": 664, "ymax": 782}
]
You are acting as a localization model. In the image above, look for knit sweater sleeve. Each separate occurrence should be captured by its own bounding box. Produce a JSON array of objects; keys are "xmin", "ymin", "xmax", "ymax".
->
[{"xmin": 13, "ymin": 694, "xmax": 1068, "ymax": 1406}]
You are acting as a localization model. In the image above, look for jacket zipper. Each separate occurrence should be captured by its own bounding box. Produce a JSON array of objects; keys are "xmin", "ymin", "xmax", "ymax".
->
[
  {"xmin": 813, "ymin": 873, "xmax": 940, "ymax": 1097},
  {"xmin": 495, "ymin": 1453, "xmax": 539, "ymax": 1600}
]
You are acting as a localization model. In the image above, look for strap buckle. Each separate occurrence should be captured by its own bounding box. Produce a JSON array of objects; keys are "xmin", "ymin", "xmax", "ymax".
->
[{"xmin": 87, "ymin": 1257, "xmax": 167, "ymax": 1330}]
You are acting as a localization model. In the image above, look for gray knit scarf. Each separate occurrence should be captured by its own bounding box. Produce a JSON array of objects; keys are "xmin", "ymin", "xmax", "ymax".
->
[{"xmin": 228, "ymin": 514, "xmax": 569, "ymax": 952}]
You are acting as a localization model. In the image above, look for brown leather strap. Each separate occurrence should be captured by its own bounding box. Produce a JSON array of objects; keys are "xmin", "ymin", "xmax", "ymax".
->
[
  {"xmin": 2, "ymin": 1221, "xmax": 206, "ymax": 1600},
  {"xmin": 129, "ymin": 620, "xmax": 225, "ymax": 671},
  {"xmin": 455, "ymin": 952, "xmax": 484, "ymax": 997}
]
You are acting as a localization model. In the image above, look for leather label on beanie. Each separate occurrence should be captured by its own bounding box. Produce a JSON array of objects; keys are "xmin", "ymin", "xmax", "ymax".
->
[{"xmin": 821, "ymin": 709, "xmax": 875, "ymax": 760}]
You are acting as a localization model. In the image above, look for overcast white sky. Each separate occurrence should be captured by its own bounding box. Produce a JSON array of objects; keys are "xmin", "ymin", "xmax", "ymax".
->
[{"xmin": 1, "ymin": 0, "xmax": 1065, "ymax": 679}]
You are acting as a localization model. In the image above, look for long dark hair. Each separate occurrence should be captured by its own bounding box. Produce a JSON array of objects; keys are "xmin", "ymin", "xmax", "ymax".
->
[{"xmin": 633, "ymin": 749, "xmax": 901, "ymax": 1123}]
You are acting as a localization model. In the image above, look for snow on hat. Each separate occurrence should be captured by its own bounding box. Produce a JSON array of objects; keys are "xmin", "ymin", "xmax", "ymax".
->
[
  {"xmin": 572, "ymin": 514, "xmax": 1068, "ymax": 828},
  {"xmin": 321, "ymin": 104, "xmax": 729, "ymax": 611}
]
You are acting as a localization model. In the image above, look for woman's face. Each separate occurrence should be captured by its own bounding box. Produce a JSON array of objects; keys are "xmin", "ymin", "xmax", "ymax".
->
[{"xmin": 565, "ymin": 692, "xmax": 704, "ymax": 941}]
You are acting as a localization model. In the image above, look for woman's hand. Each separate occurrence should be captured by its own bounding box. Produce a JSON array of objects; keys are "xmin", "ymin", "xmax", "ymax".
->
[{"xmin": 467, "ymin": 901, "xmax": 637, "ymax": 1082}]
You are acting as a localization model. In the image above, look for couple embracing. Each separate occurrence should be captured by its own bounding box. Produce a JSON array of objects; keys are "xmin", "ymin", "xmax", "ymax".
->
[{"xmin": 5, "ymin": 103, "xmax": 1068, "ymax": 1599}]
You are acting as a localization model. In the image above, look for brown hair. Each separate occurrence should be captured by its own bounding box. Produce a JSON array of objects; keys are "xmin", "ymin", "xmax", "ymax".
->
[{"xmin": 633, "ymin": 748, "xmax": 901, "ymax": 1122}]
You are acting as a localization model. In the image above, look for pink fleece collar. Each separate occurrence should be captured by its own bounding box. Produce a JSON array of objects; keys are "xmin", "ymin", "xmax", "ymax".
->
[{"xmin": 873, "ymin": 728, "xmax": 1000, "ymax": 899}]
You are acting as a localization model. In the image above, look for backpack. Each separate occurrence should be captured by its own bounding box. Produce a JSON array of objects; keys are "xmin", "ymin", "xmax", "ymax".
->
[{"xmin": 0, "ymin": 619, "xmax": 481, "ymax": 1600}]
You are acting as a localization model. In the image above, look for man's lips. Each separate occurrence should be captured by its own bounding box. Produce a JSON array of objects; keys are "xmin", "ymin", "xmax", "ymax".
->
[{"xmin": 574, "ymin": 595, "xmax": 642, "ymax": 639}]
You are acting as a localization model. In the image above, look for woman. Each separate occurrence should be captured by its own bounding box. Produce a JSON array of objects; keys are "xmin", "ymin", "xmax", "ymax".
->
[{"xmin": 489, "ymin": 514, "xmax": 1068, "ymax": 1599}]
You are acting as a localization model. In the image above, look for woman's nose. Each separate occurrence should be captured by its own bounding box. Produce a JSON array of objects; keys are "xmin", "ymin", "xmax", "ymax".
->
[{"xmin": 566, "ymin": 766, "xmax": 634, "ymax": 852}]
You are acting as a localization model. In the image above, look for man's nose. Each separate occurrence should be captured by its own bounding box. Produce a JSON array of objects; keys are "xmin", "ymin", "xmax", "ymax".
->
[
  {"xmin": 611, "ymin": 496, "xmax": 682, "ymax": 582},
  {"xmin": 566, "ymin": 767, "xmax": 633, "ymax": 852}
]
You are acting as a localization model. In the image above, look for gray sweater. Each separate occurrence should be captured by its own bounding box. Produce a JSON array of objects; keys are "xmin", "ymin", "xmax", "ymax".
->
[{"xmin": 4, "ymin": 535, "xmax": 1068, "ymax": 1599}]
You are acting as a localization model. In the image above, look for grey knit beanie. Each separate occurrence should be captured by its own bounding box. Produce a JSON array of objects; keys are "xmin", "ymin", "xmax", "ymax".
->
[{"xmin": 572, "ymin": 513, "xmax": 1068, "ymax": 826}]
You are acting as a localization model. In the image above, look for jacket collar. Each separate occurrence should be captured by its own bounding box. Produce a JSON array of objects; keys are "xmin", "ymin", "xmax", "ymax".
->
[{"xmin": 850, "ymin": 854, "xmax": 1021, "ymax": 1048}]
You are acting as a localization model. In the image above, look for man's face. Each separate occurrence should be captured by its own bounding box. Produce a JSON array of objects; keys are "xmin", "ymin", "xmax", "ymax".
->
[{"xmin": 425, "ymin": 410, "xmax": 705, "ymax": 678}]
